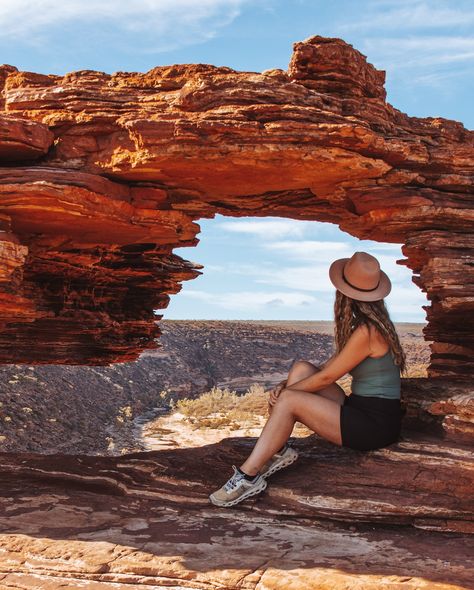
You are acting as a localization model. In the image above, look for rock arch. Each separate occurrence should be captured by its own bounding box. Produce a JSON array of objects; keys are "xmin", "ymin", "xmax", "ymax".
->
[
  {"xmin": 0, "ymin": 35, "xmax": 472, "ymax": 377},
  {"xmin": 0, "ymin": 37, "xmax": 473, "ymax": 575}
]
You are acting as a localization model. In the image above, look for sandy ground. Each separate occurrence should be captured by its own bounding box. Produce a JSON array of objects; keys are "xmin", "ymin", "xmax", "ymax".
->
[{"xmin": 140, "ymin": 411, "xmax": 314, "ymax": 450}]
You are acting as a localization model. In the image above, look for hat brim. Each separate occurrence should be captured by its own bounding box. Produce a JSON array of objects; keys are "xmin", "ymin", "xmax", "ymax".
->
[{"xmin": 329, "ymin": 257, "xmax": 392, "ymax": 301}]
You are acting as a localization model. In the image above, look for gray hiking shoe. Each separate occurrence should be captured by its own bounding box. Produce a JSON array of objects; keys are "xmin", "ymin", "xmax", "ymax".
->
[
  {"xmin": 209, "ymin": 465, "xmax": 267, "ymax": 507},
  {"xmin": 260, "ymin": 444, "xmax": 299, "ymax": 479}
]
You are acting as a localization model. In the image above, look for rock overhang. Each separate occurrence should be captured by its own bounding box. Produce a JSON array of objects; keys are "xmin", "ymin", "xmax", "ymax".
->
[{"xmin": 0, "ymin": 34, "xmax": 471, "ymax": 375}]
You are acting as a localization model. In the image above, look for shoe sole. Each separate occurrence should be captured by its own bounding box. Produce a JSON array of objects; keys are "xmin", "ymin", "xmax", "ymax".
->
[
  {"xmin": 209, "ymin": 478, "xmax": 268, "ymax": 508},
  {"xmin": 261, "ymin": 451, "xmax": 299, "ymax": 479}
]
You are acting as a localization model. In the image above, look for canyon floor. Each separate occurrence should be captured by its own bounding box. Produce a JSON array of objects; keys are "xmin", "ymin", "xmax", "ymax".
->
[{"xmin": 0, "ymin": 320, "xmax": 429, "ymax": 455}]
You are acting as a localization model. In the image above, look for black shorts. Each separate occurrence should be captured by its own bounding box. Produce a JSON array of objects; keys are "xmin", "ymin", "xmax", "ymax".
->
[{"xmin": 340, "ymin": 393, "xmax": 403, "ymax": 451}]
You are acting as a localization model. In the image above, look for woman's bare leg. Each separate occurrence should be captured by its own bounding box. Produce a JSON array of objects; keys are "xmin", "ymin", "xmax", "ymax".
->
[
  {"xmin": 239, "ymin": 360, "xmax": 346, "ymax": 476},
  {"xmin": 283, "ymin": 360, "xmax": 346, "ymax": 405}
]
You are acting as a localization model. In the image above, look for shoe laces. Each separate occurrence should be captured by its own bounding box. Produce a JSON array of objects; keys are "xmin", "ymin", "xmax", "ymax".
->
[{"xmin": 223, "ymin": 465, "xmax": 245, "ymax": 492}]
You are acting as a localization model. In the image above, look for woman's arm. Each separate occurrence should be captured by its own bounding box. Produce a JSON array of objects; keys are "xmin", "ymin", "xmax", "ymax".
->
[
  {"xmin": 285, "ymin": 325, "xmax": 371, "ymax": 393},
  {"xmin": 319, "ymin": 352, "xmax": 336, "ymax": 370}
]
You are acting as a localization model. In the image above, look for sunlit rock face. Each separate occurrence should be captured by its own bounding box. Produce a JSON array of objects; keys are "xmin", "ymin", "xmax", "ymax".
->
[{"xmin": 0, "ymin": 35, "xmax": 473, "ymax": 375}]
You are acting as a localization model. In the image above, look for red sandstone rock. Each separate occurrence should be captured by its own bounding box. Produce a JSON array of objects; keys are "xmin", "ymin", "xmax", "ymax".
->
[
  {"xmin": 0, "ymin": 423, "xmax": 472, "ymax": 588},
  {"xmin": 0, "ymin": 35, "xmax": 473, "ymax": 376},
  {"xmin": 0, "ymin": 38, "xmax": 472, "ymax": 589},
  {"xmin": 0, "ymin": 113, "xmax": 53, "ymax": 160}
]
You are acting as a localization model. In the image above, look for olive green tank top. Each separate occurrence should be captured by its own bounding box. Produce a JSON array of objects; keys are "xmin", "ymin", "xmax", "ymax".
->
[{"xmin": 349, "ymin": 349, "xmax": 401, "ymax": 399}]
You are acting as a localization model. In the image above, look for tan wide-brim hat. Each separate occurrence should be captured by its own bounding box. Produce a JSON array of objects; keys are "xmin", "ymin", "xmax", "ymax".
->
[{"xmin": 329, "ymin": 251, "xmax": 391, "ymax": 301}]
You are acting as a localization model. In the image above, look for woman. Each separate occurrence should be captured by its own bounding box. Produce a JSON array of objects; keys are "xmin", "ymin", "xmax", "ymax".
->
[{"xmin": 209, "ymin": 251, "xmax": 407, "ymax": 508}]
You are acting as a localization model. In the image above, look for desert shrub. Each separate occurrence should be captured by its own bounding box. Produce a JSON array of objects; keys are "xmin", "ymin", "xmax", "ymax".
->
[
  {"xmin": 175, "ymin": 383, "xmax": 268, "ymax": 428},
  {"xmin": 405, "ymin": 364, "xmax": 428, "ymax": 378},
  {"xmin": 115, "ymin": 404, "xmax": 133, "ymax": 425},
  {"xmin": 226, "ymin": 383, "xmax": 267, "ymax": 421},
  {"xmin": 176, "ymin": 386, "xmax": 239, "ymax": 417}
]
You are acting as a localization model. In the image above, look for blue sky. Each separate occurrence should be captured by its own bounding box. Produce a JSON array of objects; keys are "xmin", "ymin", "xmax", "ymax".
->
[{"xmin": 2, "ymin": 0, "xmax": 471, "ymax": 322}]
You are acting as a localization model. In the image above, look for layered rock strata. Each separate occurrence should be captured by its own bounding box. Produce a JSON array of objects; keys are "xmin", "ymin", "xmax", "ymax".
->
[
  {"xmin": 0, "ymin": 36, "xmax": 472, "ymax": 375},
  {"xmin": 0, "ymin": 420, "xmax": 473, "ymax": 589}
]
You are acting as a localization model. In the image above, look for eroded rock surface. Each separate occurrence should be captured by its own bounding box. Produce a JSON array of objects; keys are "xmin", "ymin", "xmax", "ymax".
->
[
  {"xmin": 0, "ymin": 377, "xmax": 473, "ymax": 587},
  {"xmin": 0, "ymin": 423, "xmax": 473, "ymax": 589},
  {"xmin": 0, "ymin": 35, "xmax": 473, "ymax": 589},
  {"xmin": 0, "ymin": 35, "xmax": 472, "ymax": 375}
]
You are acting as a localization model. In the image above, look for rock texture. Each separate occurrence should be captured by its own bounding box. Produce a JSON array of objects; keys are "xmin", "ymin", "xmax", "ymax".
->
[
  {"xmin": 0, "ymin": 36, "xmax": 473, "ymax": 588},
  {"xmin": 0, "ymin": 373, "xmax": 472, "ymax": 588},
  {"xmin": 0, "ymin": 36, "xmax": 472, "ymax": 375},
  {"xmin": 0, "ymin": 423, "xmax": 473, "ymax": 589}
]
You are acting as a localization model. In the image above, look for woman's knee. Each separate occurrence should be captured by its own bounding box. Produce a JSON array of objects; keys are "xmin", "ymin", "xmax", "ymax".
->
[
  {"xmin": 288, "ymin": 360, "xmax": 321, "ymax": 382},
  {"xmin": 274, "ymin": 387, "xmax": 298, "ymax": 412},
  {"xmin": 291, "ymin": 359, "xmax": 321, "ymax": 371}
]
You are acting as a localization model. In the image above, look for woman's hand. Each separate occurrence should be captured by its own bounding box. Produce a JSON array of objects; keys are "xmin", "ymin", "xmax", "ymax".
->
[{"xmin": 267, "ymin": 379, "xmax": 287, "ymax": 412}]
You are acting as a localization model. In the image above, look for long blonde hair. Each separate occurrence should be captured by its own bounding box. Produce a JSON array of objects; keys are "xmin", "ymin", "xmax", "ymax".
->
[{"xmin": 333, "ymin": 289, "xmax": 407, "ymax": 375}]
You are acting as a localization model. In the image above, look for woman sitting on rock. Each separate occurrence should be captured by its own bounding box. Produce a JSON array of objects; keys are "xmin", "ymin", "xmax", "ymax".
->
[{"xmin": 209, "ymin": 251, "xmax": 407, "ymax": 507}]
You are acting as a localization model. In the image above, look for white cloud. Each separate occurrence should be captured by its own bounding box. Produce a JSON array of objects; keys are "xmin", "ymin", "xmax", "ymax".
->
[
  {"xmin": 174, "ymin": 215, "xmax": 425, "ymax": 321},
  {"xmin": 175, "ymin": 283, "xmax": 427, "ymax": 320},
  {"xmin": 202, "ymin": 231, "xmax": 414, "ymax": 295},
  {"xmin": 0, "ymin": 0, "xmax": 249, "ymax": 52},
  {"xmin": 178, "ymin": 288, "xmax": 318, "ymax": 310},
  {"xmin": 414, "ymin": 69, "xmax": 469, "ymax": 84},
  {"xmin": 338, "ymin": 2, "xmax": 474, "ymax": 31},
  {"xmin": 334, "ymin": 0, "xmax": 474, "ymax": 87},
  {"xmin": 262, "ymin": 239, "xmax": 354, "ymax": 260},
  {"xmin": 388, "ymin": 280, "xmax": 429, "ymax": 300},
  {"xmin": 369, "ymin": 242, "xmax": 404, "ymax": 252},
  {"xmin": 204, "ymin": 263, "xmax": 227, "ymax": 272},
  {"xmin": 363, "ymin": 36, "xmax": 474, "ymax": 70},
  {"xmin": 202, "ymin": 253, "xmax": 418, "ymax": 298},
  {"xmin": 367, "ymin": 253, "xmax": 409, "ymax": 280},
  {"xmin": 220, "ymin": 261, "xmax": 336, "ymax": 292},
  {"xmin": 261, "ymin": 240, "xmax": 405, "ymax": 272},
  {"xmin": 218, "ymin": 219, "xmax": 313, "ymax": 239}
]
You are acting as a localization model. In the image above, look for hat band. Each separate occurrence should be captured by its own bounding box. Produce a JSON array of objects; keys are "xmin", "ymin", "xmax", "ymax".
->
[{"xmin": 342, "ymin": 268, "xmax": 380, "ymax": 292}]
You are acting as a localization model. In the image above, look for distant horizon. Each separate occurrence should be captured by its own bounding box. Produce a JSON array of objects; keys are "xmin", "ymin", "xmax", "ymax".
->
[
  {"xmin": 157, "ymin": 215, "xmax": 430, "ymax": 323},
  {"xmin": 159, "ymin": 318, "xmax": 427, "ymax": 325}
]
